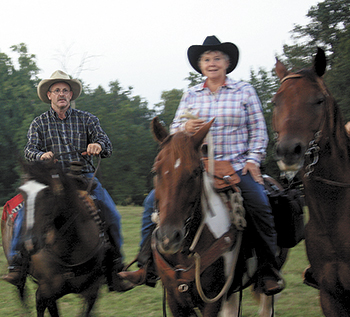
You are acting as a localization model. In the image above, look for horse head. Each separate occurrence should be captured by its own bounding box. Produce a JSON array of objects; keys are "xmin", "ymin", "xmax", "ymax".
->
[
  {"xmin": 272, "ymin": 48, "xmax": 333, "ymax": 172},
  {"xmin": 19, "ymin": 161, "xmax": 79, "ymax": 253},
  {"xmin": 151, "ymin": 117, "xmax": 214, "ymax": 255}
]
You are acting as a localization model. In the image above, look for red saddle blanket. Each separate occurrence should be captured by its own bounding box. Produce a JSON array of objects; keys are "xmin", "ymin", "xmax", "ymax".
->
[{"xmin": 2, "ymin": 194, "xmax": 23, "ymax": 223}]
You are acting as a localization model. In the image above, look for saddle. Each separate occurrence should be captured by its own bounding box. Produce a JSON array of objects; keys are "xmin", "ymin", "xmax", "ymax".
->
[{"xmin": 67, "ymin": 161, "xmax": 97, "ymax": 191}]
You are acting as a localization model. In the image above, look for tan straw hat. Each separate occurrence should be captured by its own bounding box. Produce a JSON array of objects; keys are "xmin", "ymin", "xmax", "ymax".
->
[{"xmin": 37, "ymin": 70, "xmax": 82, "ymax": 104}]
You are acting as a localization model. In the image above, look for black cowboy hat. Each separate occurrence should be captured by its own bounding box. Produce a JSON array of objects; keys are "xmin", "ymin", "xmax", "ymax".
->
[{"xmin": 187, "ymin": 35, "xmax": 239, "ymax": 74}]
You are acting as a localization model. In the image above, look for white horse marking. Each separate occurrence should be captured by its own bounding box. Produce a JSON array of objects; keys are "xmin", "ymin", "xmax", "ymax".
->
[
  {"xmin": 174, "ymin": 158, "xmax": 181, "ymax": 169},
  {"xmin": 19, "ymin": 180, "xmax": 48, "ymax": 231}
]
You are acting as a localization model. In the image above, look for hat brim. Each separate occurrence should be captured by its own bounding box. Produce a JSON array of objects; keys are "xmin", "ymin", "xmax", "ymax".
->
[
  {"xmin": 37, "ymin": 78, "xmax": 82, "ymax": 104},
  {"xmin": 187, "ymin": 42, "xmax": 239, "ymax": 74}
]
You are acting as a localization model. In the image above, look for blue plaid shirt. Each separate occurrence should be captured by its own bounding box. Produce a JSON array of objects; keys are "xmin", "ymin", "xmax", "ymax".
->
[
  {"xmin": 25, "ymin": 107, "xmax": 112, "ymax": 173},
  {"xmin": 170, "ymin": 77, "xmax": 268, "ymax": 171}
]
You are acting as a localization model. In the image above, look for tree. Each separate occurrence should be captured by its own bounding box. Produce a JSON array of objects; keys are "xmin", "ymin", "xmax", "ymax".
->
[
  {"xmin": 282, "ymin": 0, "xmax": 350, "ymax": 119},
  {"xmin": 184, "ymin": 72, "xmax": 204, "ymax": 87},
  {"xmin": 155, "ymin": 89, "xmax": 183, "ymax": 128},
  {"xmin": 0, "ymin": 44, "xmax": 42, "ymax": 203}
]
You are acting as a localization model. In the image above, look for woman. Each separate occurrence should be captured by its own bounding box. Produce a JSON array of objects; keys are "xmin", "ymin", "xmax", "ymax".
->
[{"xmin": 119, "ymin": 35, "xmax": 284, "ymax": 296}]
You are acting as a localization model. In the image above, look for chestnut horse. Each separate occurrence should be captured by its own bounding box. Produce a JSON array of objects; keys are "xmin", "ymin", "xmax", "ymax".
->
[
  {"xmin": 1, "ymin": 161, "xmax": 105, "ymax": 316},
  {"xmin": 273, "ymin": 48, "xmax": 350, "ymax": 316},
  {"xmin": 151, "ymin": 117, "xmax": 288, "ymax": 317}
]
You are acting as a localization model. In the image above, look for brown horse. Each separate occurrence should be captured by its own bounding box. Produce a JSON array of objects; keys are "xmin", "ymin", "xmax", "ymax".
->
[
  {"xmin": 1, "ymin": 161, "xmax": 105, "ymax": 316},
  {"xmin": 151, "ymin": 117, "xmax": 288, "ymax": 317},
  {"xmin": 273, "ymin": 48, "xmax": 350, "ymax": 316}
]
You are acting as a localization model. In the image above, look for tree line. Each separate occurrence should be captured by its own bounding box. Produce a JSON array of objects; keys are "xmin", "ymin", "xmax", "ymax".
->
[{"xmin": 0, "ymin": 0, "xmax": 349, "ymax": 205}]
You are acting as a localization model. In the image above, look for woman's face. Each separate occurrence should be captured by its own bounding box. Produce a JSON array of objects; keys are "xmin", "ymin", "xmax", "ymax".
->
[{"xmin": 199, "ymin": 51, "xmax": 230, "ymax": 81}]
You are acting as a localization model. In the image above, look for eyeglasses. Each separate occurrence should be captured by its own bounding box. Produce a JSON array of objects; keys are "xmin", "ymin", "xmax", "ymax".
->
[{"xmin": 49, "ymin": 88, "xmax": 71, "ymax": 95}]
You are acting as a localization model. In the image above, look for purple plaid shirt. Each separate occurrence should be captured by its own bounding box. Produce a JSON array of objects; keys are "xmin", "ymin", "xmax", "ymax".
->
[{"xmin": 170, "ymin": 77, "xmax": 268, "ymax": 171}]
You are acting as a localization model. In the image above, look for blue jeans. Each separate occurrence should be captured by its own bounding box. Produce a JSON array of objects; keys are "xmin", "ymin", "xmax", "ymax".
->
[
  {"xmin": 140, "ymin": 171, "xmax": 277, "ymax": 268},
  {"xmin": 10, "ymin": 175, "xmax": 123, "ymax": 261},
  {"xmin": 140, "ymin": 189, "xmax": 155, "ymax": 247}
]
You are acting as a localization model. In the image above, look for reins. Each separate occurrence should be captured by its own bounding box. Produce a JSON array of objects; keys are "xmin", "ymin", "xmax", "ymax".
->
[{"xmin": 54, "ymin": 150, "xmax": 101, "ymax": 194}]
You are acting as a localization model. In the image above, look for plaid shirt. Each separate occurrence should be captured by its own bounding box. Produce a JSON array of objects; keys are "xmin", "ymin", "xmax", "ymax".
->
[
  {"xmin": 170, "ymin": 77, "xmax": 268, "ymax": 171},
  {"xmin": 25, "ymin": 107, "xmax": 112, "ymax": 173}
]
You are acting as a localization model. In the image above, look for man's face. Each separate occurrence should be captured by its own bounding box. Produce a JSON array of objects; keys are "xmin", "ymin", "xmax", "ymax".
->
[{"xmin": 47, "ymin": 82, "xmax": 73, "ymax": 112}]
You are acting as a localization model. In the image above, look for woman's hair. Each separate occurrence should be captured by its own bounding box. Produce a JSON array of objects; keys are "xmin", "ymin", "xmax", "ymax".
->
[{"xmin": 198, "ymin": 50, "xmax": 230, "ymax": 66}]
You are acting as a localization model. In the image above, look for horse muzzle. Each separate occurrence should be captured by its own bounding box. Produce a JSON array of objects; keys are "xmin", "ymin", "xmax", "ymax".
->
[
  {"xmin": 275, "ymin": 139, "xmax": 306, "ymax": 171},
  {"xmin": 153, "ymin": 226, "xmax": 185, "ymax": 255}
]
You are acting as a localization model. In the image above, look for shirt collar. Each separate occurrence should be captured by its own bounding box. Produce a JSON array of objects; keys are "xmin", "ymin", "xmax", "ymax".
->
[
  {"xmin": 49, "ymin": 106, "xmax": 72, "ymax": 119},
  {"xmin": 196, "ymin": 77, "xmax": 235, "ymax": 91}
]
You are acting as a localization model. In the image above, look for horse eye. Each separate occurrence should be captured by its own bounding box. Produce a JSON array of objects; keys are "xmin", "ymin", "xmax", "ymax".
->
[{"xmin": 316, "ymin": 98, "xmax": 325, "ymax": 105}]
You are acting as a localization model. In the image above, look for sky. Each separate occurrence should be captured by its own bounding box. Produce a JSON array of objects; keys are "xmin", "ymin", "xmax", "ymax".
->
[{"xmin": 1, "ymin": 0, "xmax": 321, "ymax": 107}]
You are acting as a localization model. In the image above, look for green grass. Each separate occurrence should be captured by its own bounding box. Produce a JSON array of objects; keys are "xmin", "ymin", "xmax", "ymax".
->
[{"xmin": 0, "ymin": 205, "xmax": 323, "ymax": 316}]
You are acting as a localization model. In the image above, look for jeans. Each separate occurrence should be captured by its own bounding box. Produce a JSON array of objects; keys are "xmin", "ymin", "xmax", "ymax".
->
[
  {"xmin": 9, "ymin": 175, "xmax": 123, "ymax": 261},
  {"xmin": 140, "ymin": 189, "xmax": 155, "ymax": 247},
  {"xmin": 140, "ymin": 171, "xmax": 277, "ymax": 268}
]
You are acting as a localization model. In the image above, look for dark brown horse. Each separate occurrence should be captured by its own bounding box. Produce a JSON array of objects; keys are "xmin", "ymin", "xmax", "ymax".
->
[
  {"xmin": 273, "ymin": 48, "xmax": 350, "ymax": 316},
  {"xmin": 151, "ymin": 117, "xmax": 288, "ymax": 317},
  {"xmin": 1, "ymin": 161, "xmax": 105, "ymax": 316}
]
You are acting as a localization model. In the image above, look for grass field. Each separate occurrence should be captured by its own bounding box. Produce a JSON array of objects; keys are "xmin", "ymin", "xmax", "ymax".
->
[{"xmin": 0, "ymin": 205, "xmax": 323, "ymax": 316}]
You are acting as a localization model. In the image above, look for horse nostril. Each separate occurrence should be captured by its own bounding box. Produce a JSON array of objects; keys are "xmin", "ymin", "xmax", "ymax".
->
[
  {"xmin": 294, "ymin": 143, "xmax": 302, "ymax": 156},
  {"xmin": 172, "ymin": 230, "xmax": 183, "ymax": 244}
]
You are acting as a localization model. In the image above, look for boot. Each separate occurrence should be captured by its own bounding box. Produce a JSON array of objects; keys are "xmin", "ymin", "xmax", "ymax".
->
[
  {"xmin": 259, "ymin": 266, "xmax": 285, "ymax": 296},
  {"xmin": 118, "ymin": 262, "xmax": 158, "ymax": 288},
  {"xmin": 117, "ymin": 226, "xmax": 159, "ymax": 288},
  {"xmin": 2, "ymin": 254, "xmax": 23, "ymax": 286},
  {"xmin": 104, "ymin": 245, "xmax": 134, "ymax": 292},
  {"xmin": 107, "ymin": 258, "xmax": 135, "ymax": 292}
]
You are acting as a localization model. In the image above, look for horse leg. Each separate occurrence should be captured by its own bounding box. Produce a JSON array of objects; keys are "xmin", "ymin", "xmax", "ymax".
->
[
  {"xmin": 201, "ymin": 302, "xmax": 222, "ymax": 317},
  {"xmin": 258, "ymin": 293, "xmax": 275, "ymax": 317},
  {"xmin": 36, "ymin": 289, "xmax": 59, "ymax": 317},
  {"xmin": 320, "ymin": 288, "xmax": 350, "ymax": 317},
  {"xmin": 165, "ymin": 289, "xmax": 196, "ymax": 317},
  {"xmin": 219, "ymin": 293, "xmax": 240, "ymax": 317},
  {"xmin": 81, "ymin": 284, "xmax": 100, "ymax": 316}
]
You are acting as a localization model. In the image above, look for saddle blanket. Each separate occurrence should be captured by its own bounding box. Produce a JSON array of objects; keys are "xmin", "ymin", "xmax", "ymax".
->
[{"xmin": 2, "ymin": 194, "xmax": 23, "ymax": 223}]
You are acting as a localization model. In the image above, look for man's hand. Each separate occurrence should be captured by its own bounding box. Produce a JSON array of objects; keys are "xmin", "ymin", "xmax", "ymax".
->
[
  {"xmin": 40, "ymin": 151, "xmax": 54, "ymax": 161},
  {"xmin": 82, "ymin": 143, "xmax": 102, "ymax": 156}
]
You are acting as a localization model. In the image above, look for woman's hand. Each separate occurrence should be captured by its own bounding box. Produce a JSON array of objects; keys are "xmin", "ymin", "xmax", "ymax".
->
[
  {"xmin": 185, "ymin": 119, "xmax": 205, "ymax": 134},
  {"xmin": 242, "ymin": 161, "xmax": 264, "ymax": 185}
]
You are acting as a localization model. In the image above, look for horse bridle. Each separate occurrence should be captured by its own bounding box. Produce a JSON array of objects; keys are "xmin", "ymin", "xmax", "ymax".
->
[
  {"xmin": 278, "ymin": 74, "xmax": 350, "ymax": 188},
  {"xmin": 153, "ymin": 164, "xmax": 203, "ymax": 244}
]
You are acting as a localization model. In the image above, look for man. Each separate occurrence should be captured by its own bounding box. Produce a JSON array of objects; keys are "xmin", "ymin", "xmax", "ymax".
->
[{"xmin": 3, "ymin": 70, "xmax": 133, "ymax": 292}]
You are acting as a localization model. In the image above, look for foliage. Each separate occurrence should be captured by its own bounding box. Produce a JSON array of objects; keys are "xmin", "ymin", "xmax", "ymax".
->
[
  {"xmin": 0, "ymin": 0, "xmax": 349, "ymax": 205},
  {"xmin": 184, "ymin": 71, "xmax": 204, "ymax": 87},
  {"xmin": 281, "ymin": 0, "xmax": 350, "ymax": 120},
  {"xmin": 154, "ymin": 88, "xmax": 183, "ymax": 128}
]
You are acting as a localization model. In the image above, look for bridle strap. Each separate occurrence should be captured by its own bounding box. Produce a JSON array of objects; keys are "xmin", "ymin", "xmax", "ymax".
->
[{"xmin": 280, "ymin": 73, "xmax": 303, "ymax": 84}]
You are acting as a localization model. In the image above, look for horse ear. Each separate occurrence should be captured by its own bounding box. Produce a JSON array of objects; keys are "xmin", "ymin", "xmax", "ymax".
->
[
  {"xmin": 275, "ymin": 58, "xmax": 289, "ymax": 81},
  {"xmin": 313, "ymin": 47, "xmax": 327, "ymax": 77},
  {"xmin": 192, "ymin": 118, "xmax": 215, "ymax": 150},
  {"xmin": 151, "ymin": 117, "xmax": 169, "ymax": 143}
]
